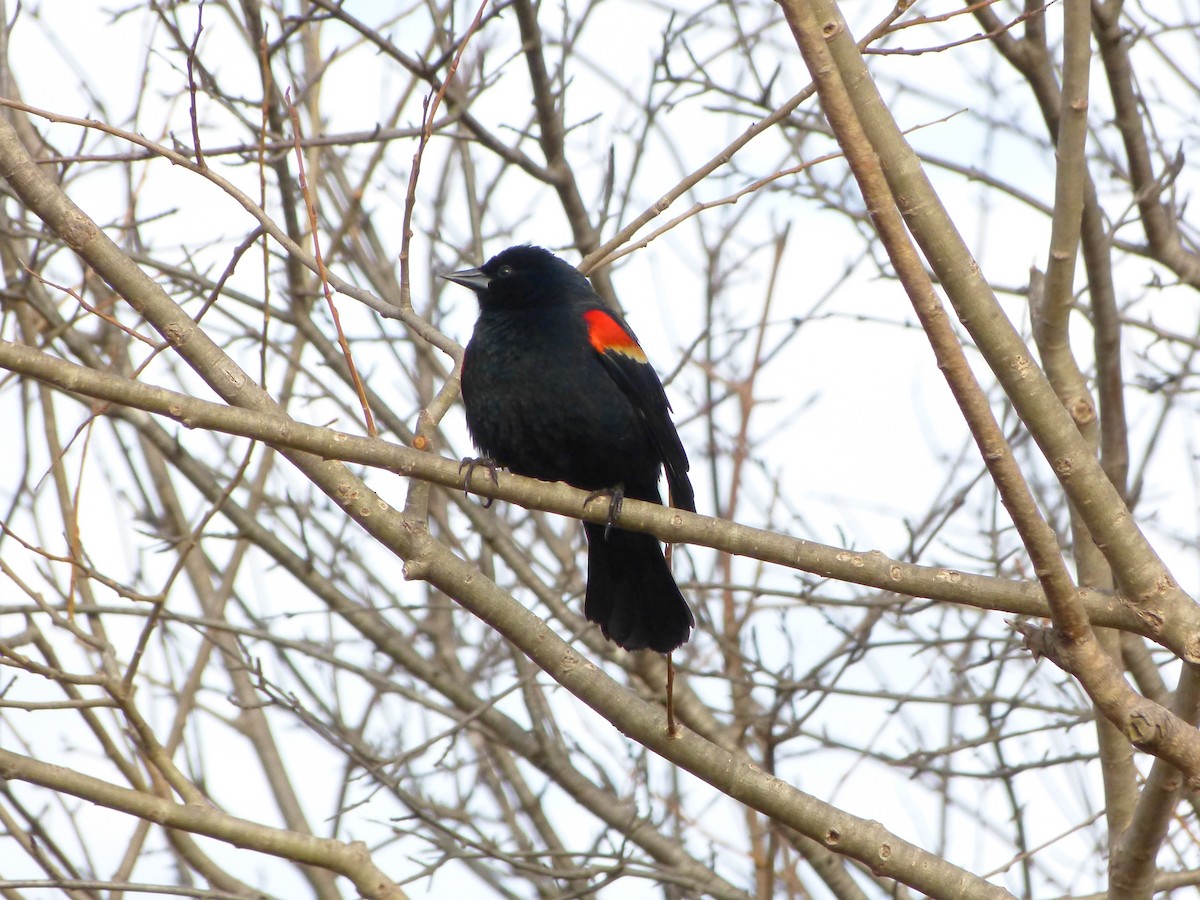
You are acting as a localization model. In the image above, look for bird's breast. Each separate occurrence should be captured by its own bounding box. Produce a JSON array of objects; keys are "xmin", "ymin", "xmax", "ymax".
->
[{"xmin": 461, "ymin": 311, "xmax": 660, "ymax": 493}]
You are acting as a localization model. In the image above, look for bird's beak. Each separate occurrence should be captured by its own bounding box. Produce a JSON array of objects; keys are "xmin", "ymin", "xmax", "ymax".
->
[{"xmin": 441, "ymin": 266, "xmax": 491, "ymax": 292}]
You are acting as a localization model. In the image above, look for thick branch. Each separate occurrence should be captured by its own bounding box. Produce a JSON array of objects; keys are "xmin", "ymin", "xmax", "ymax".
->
[
  {"xmin": 0, "ymin": 747, "xmax": 406, "ymax": 899},
  {"xmin": 0, "ymin": 337, "xmax": 1147, "ymax": 636},
  {"xmin": 798, "ymin": 0, "xmax": 1200, "ymax": 665}
]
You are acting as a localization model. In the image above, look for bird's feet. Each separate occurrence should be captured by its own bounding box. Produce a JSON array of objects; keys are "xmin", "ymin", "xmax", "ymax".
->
[
  {"xmin": 583, "ymin": 483, "xmax": 625, "ymax": 539},
  {"xmin": 459, "ymin": 456, "xmax": 499, "ymax": 508}
]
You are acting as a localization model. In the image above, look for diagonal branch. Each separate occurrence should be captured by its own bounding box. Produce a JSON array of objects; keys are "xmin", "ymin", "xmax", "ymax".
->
[
  {"xmin": 777, "ymin": 0, "xmax": 1200, "ymax": 788},
  {"xmin": 799, "ymin": 0, "xmax": 1200, "ymax": 666}
]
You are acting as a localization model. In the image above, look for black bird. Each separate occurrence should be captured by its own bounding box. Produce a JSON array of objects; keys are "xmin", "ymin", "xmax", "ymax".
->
[{"xmin": 445, "ymin": 244, "xmax": 695, "ymax": 652}]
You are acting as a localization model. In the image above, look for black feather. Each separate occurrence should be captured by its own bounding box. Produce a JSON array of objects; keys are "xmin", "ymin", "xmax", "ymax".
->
[{"xmin": 447, "ymin": 244, "xmax": 696, "ymax": 652}]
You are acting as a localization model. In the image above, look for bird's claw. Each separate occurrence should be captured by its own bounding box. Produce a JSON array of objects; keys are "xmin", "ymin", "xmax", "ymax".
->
[
  {"xmin": 584, "ymin": 483, "xmax": 625, "ymax": 539},
  {"xmin": 460, "ymin": 456, "xmax": 499, "ymax": 508}
]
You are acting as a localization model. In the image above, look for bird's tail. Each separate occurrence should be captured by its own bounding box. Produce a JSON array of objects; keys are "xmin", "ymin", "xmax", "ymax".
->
[{"xmin": 582, "ymin": 522, "xmax": 694, "ymax": 653}]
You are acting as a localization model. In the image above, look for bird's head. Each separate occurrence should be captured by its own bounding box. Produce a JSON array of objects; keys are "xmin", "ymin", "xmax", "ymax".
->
[{"xmin": 442, "ymin": 244, "xmax": 593, "ymax": 311}]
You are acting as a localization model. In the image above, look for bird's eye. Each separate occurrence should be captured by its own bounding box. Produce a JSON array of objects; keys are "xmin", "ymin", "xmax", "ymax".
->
[{"xmin": 497, "ymin": 265, "xmax": 514, "ymax": 278}]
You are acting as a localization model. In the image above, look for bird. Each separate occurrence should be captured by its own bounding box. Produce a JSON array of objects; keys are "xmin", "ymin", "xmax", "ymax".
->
[{"xmin": 444, "ymin": 244, "xmax": 695, "ymax": 653}]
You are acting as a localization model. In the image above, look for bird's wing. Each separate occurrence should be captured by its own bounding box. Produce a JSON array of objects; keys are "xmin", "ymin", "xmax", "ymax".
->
[{"xmin": 582, "ymin": 308, "xmax": 695, "ymax": 512}]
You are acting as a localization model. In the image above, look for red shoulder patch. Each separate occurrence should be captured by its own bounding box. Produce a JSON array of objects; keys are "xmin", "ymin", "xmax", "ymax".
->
[{"xmin": 583, "ymin": 309, "xmax": 648, "ymax": 363}]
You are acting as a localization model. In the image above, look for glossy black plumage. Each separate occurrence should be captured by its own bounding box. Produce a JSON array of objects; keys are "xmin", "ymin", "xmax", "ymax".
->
[{"xmin": 445, "ymin": 244, "xmax": 695, "ymax": 652}]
